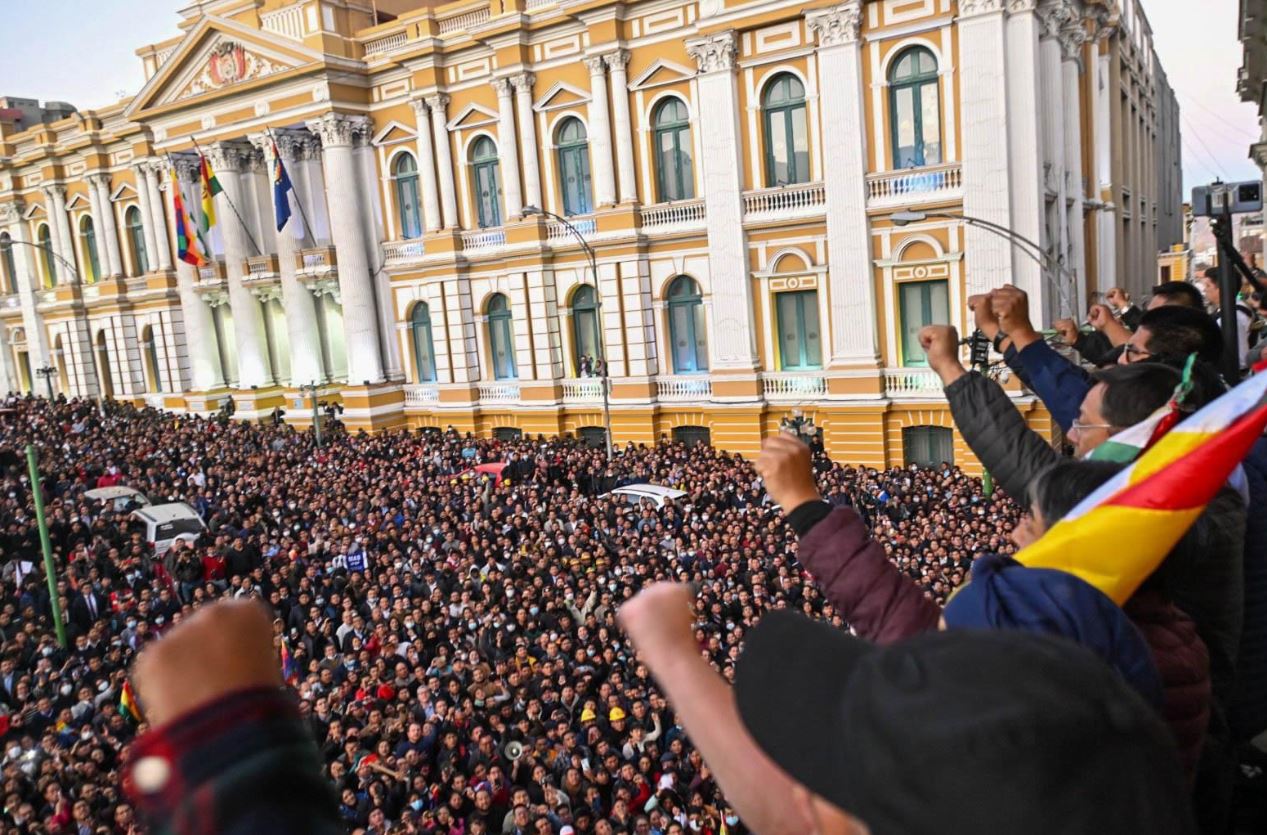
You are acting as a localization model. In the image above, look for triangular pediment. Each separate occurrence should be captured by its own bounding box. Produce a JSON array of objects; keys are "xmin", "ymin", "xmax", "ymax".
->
[
  {"xmin": 533, "ymin": 82, "xmax": 591, "ymax": 113},
  {"xmin": 64, "ymin": 193, "xmax": 91, "ymax": 211},
  {"xmin": 126, "ymin": 15, "xmax": 321, "ymax": 117},
  {"xmin": 109, "ymin": 183, "xmax": 139, "ymax": 203},
  {"xmin": 628, "ymin": 59, "xmax": 696, "ymax": 92},
  {"xmin": 447, "ymin": 103, "xmax": 499, "ymax": 131},
  {"xmin": 22, "ymin": 203, "xmax": 46, "ymax": 221},
  {"xmin": 372, "ymin": 120, "xmax": 416, "ymax": 146}
]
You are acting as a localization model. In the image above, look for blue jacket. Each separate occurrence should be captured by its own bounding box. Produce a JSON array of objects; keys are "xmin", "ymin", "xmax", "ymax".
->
[
  {"xmin": 1233, "ymin": 437, "xmax": 1267, "ymax": 740},
  {"xmin": 1004, "ymin": 339, "xmax": 1092, "ymax": 433}
]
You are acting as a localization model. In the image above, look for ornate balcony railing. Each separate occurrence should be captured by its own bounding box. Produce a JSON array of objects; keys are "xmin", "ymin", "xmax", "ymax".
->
[
  {"xmin": 762, "ymin": 372, "xmax": 827, "ymax": 399},
  {"xmin": 437, "ymin": 5, "xmax": 490, "ymax": 35},
  {"xmin": 657, "ymin": 376, "xmax": 712, "ymax": 401},
  {"xmin": 244, "ymin": 254, "xmax": 279, "ymax": 281},
  {"xmin": 382, "ymin": 239, "xmax": 426, "ymax": 267},
  {"xmin": 297, "ymin": 246, "xmax": 337, "ymax": 276},
  {"xmin": 883, "ymin": 367, "xmax": 945, "ymax": 399},
  {"xmin": 545, "ymin": 217, "xmax": 596, "ymax": 243},
  {"xmin": 461, "ymin": 228, "xmax": 507, "ymax": 252},
  {"xmin": 641, "ymin": 199, "xmax": 706, "ymax": 230},
  {"xmin": 0, "ymin": 293, "xmax": 19, "ymax": 310},
  {"xmin": 198, "ymin": 259, "xmax": 226, "ymax": 284},
  {"xmin": 525, "ymin": 0, "xmax": 555, "ymax": 9},
  {"xmin": 742, "ymin": 182, "xmax": 826, "ymax": 221},
  {"xmin": 865, "ymin": 163, "xmax": 963, "ymax": 208},
  {"xmin": 562, "ymin": 377, "xmax": 604, "ymax": 402},
  {"xmin": 478, "ymin": 382, "xmax": 520, "ymax": 402},
  {"xmin": 403, "ymin": 384, "xmax": 440, "ymax": 407},
  {"xmin": 260, "ymin": 4, "xmax": 306, "ymax": 40},
  {"xmin": 363, "ymin": 29, "xmax": 410, "ymax": 55}
]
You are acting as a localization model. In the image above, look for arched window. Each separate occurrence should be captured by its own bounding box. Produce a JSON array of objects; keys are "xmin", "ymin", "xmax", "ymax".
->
[
  {"xmin": 140, "ymin": 325, "xmax": 161, "ymax": 393},
  {"xmin": 393, "ymin": 153, "xmax": 423, "ymax": 239},
  {"xmin": 761, "ymin": 74, "xmax": 810, "ymax": 186},
  {"xmin": 889, "ymin": 47, "xmax": 942, "ymax": 169},
  {"xmin": 667, "ymin": 276, "xmax": 708, "ymax": 373},
  {"xmin": 37, "ymin": 224, "xmax": 57, "ymax": 287},
  {"xmin": 556, "ymin": 118, "xmax": 593, "ymax": 217},
  {"xmin": 653, "ymin": 99, "xmax": 694, "ymax": 202},
  {"xmin": 571, "ymin": 285, "xmax": 600, "ymax": 373},
  {"xmin": 95, "ymin": 330, "xmax": 115, "ymax": 399},
  {"xmin": 487, "ymin": 293, "xmax": 517, "ymax": 379},
  {"xmin": 80, "ymin": 216, "xmax": 100, "ymax": 283},
  {"xmin": 470, "ymin": 137, "xmax": 502, "ymax": 229},
  {"xmin": 125, "ymin": 207, "xmax": 149, "ymax": 276},
  {"xmin": 0, "ymin": 233, "xmax": 15, "ymax": 294},
  {"xmin": 775, "ymin": 289, "xmax": 822, "ymax": 370},
  {"xmin": 410, "ymin": 302, "xmax": 437, "ymax": 383}
]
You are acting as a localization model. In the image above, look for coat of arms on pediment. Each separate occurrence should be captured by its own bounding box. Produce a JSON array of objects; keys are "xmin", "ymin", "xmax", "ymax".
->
[{"xmin": 178, "ymin": 40, "xmax": 284, "ymax": 100}]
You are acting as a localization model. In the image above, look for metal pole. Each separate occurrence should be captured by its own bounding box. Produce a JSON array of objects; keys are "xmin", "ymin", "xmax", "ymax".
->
[
  {"xmin": 304, "ymin": 383, "xmax": 323, "ymax": 448},
  {"xmin": 1214, "ymin": 212, "xmax": 1242, "ymax": 385},
  {"xmin": 26, "ymin": 445, "xmax": 66, "ymax": 649}
]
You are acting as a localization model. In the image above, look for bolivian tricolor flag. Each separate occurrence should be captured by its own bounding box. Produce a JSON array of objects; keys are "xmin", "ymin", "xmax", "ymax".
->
[
  {"xmin": 119, "ymin": 679, "xmax": 143, "ymax": 724},
  {"xmin": 1018, "ymin": 367, "xmax": 1267, "ymax": 605},
  {"xmin": 171, "ymin": 170, "xmax": 205, "ymax": 267},
  {"xmin": 198, "ymin": 154, "xmax": 223, "ymax": 234}
]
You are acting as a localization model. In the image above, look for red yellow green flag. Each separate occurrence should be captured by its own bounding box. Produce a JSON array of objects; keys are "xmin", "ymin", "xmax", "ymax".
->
[
  {"xmin": 1017, "ymin": 369, "xmax": 1267, "ymax": 604},
  {"xmin": 119, "ymin": 679, "xmax": 143, "ymax": 724},
  {"xmin": 170, "ymin": 170, "xmax": 205, "ymax": 267},
  {"xmin": 198, "ymin": 154, "xmax": 222, "ymax": 234}
]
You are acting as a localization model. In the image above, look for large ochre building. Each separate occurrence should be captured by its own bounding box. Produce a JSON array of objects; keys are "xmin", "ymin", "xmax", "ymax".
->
[{"xmin": 0, "ymin": 0, "xmax": 1180, "ymax": 467}]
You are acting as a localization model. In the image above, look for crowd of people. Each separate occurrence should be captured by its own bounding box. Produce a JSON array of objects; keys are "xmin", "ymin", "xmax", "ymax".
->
[{"xmin": 0, "ymin": 394, "xmax": 1017, "ymax": 834}]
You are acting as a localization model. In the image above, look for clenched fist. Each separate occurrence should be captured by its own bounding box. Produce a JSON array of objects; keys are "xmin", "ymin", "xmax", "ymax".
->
[
  {"xmin": 990, "ymin": 285, "xmax": 1041, "ymax": 350},
  {"xmin": 1052, "ymin": 318, "xmax": 1079, "ymax": 345},
  {"xmin": 755, "ymin": 434, "xmax": 822, "ymax": 512},
  {"xmin": 919, "ymin": 325, "xmax": 966, "ymax": 386},
  {"xmin": 967, "ymin": 294, "xmax": 1001, "ymax": 340}
]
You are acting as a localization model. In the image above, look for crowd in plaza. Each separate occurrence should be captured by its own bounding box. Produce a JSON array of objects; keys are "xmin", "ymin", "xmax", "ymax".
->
[{"xmin": 0, "ymin": 391, "xmax": 1016, "ymax": 835}]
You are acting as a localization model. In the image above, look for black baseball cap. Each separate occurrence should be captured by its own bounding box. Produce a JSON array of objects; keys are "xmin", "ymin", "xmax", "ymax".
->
[{"xmin": 734, "ymin": 611, "xmax": 1194, "ymax": 835}]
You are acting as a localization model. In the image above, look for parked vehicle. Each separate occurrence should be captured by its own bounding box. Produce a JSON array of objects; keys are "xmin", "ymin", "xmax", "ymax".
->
[{"xmin": 130, "ymin": 502, "xmax": 206, "ymax": 557}]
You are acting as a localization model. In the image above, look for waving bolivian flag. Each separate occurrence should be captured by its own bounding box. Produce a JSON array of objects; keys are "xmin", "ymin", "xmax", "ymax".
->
[
  {"xmin": 119, "ymin": 679, "xmax": 143, "ymax": 724},
  {"xmin": 1018, "ymin": 368, "xmax": 1267, "ymax": 605}
]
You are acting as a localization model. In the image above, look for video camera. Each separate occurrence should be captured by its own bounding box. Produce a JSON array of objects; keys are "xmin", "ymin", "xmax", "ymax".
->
[{"xmin": 1191, "ymin": 180, "xmax": 1263, "ymax": 218}]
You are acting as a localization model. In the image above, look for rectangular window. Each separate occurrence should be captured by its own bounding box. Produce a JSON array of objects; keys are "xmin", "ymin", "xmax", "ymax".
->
[
  {"xmin": 491, "ymin": 319, "xmax": 517, "ymax": 380},
  {"xmin": 919, "ymin": 81, "xmax": 942, "ymax": 165},
  {"xmin": 775, "ymin": 290, "xmax": 822, "ymax": 370},
  {"xmin": 898, "ymin": 280, "xmax": 950, "ymax": 367}
]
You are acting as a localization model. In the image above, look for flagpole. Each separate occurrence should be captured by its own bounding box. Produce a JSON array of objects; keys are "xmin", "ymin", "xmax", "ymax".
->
[
  {"xmin": 266, "ymin": 127, "xmax": 316, "ymax": 248},
  {"xmin": 27, "ymin": 445, "xmax": 67, "ymax": 649},
  {"xmin": 191, "ymin": 137, "xmax": 264, "ymax": 257}
]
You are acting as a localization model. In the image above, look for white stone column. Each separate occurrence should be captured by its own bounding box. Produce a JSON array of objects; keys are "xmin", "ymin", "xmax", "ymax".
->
[
  {"xmin": 686, "ymin": 32, "xmax": 758, "ymax": 370},
  {"xmin": 43, "ymin": 186, "xmax": 74, "ymax": 283},
  {"xmin": 2, "ymin": 203, "xmax": 52, "ymax": 377},
  {"xmin": 513, "ymin": 73, "xmax": 543, "ymax": 210},
  {"xmin": 130, "ymin": 168, "xmax": 160, "ymax": 275},
  {"xmin": 144, "ymin": 163, "xmax": 174, "ymax": 271},
  {"xmin": 605, "ymin": 50, "xmax": 638, "ymax": 204},
  {"xmin": 1060, "ymin": 20, "xmax": 1089, "ymax": 312},
  {"xmin": 585, "ymin": 56, "xmax": 618, "ymax": 208},
  {"xmin": 251, "ymin": 132, "xmax": 326, "ymax": 387},
  {"xmin": 408, "ymin": 97, "xmax": 443, "ymax": 233},
  {"xmin": 492, "ymin": 77, "xmax": 524, "ymax": 219},
  {"xmin": 206, "ymin": 142, "xmax": 272, "ymax": 388},
  {"xmin": 170, "ymin": 159, "xmax": 223, "ymax": 390},
  {"xmin": 957, "ymin": 0, "xmax": 1014, "ymax": 298},
  {"xmin": 426, "ymin": 95, "xmax": 460, "ymax": 229},
  {"xmin": 88, "ymin": 175, "xmax": 124, "ymax": 278},
  {"xmin": 1005, "ymin": 0, "xmax": 1045, "ymax": 320},
  {"xmin": 305, "ymin": 112, "xmax": 386, "ymax": 384},
  {"xmin": 807, "ymin": 3, "xmax": 877, "ymax": 366}
]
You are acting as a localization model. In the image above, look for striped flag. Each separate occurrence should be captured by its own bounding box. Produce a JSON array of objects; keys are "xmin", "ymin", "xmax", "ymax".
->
[
  {"xmin": 280, "ymin": 635, "xmax": 299, "ymax": 687},
  {"xmin": 171, "ymin": 170, "xmax": 205, "ymax": 267},
  {"xmin": 119, "ymin": 679, "xmax": 143, "ymax": 724},
  {"xmin": 198, "ymin": 154, "xmax": 222, "ymax": 234},
  {"xmin": 1018, "ymin": 368, "xmax": 1267, "ymax": 604}
]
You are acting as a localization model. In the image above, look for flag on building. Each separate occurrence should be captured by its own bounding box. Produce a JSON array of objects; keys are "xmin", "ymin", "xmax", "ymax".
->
[
  {"xmin": 119, "ymin": 679, "xmax": 143, "ymax": 724},
  {"xmin": 271, "ymin": 140, "xmax": 294, "ymax": 232},
  {"xmin": 171, "ymin": 170, "xmax": 205, "ymax": 267},
  {"xmin": 198, "ymin": 154, "xmax": 222, "ymax": 233},
  {"xmin": 280, "ymin": 635, "xmax": 299, "ymax": 687},
  {"xmin": 1017, "ymin": 368, "xmax": 1267, "ymax": 605}
]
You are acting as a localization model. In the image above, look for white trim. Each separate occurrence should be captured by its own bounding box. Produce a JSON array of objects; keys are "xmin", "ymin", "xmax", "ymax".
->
[
  {"xmin": 370, "ymin": 119, "xmax": 417, "ymax": 146},
  {"xmin": 627, "ymin": 58, "xmax": 697, "ymax": 92},
  {"xmin": 532, "ymin": 81, "xmax": 593, "ymax": 113},
  {"xmin": 446, "ymin": 102, "xmax": 500, "ymax": 132},
  {"xmin": 109, "ymin": 183, "xmax": 139, "ymax": 203}
]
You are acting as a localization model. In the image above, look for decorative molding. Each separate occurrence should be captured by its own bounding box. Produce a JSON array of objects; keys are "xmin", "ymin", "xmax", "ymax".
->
[
  {"xmin": 1008, "ymin": 0, "xmax": 1039, "ymax": 12},
  {"xmin": 511, "ymin": 72, "xmax": 536, "ymax": 94},
  {"xmin": 173, "ymin": 40, "xmax": 288, "ymax": 103},
  {"xmin": 424, "ymin": 93, "xmax": 451, "ymax": 112},
  {"xmin": 204, "ymin": 141, "xmax": 256, "ymax": 171},
  {"xmin": 171, "ymin": 156, "xmax": 202, "ymax": 182},
  {"xmin": 958, "ymin": 0, "xmax": 1005, "ymax": 16},
  {"xmin": 806, "ymin": 2, "xmax": 862, "ymax": 48},
  {"xmin": 583, "ymin": 55, "xmax": 608, "ymax": 75},
  {"xmin": 491, "ymin": 77, "xmax": 513, "ymax": 97},
  {"xmin": 251, "ymin": 284, "xmax": 283, "ymax": 303},
  {"xmin": 42, "ymin": 184, "xmax": 67, "ymax": 201},
  {"xmin": 408, "ymin": 95, "xmax": 429, "ymax": 117},
  {"xmin": 686, "ymin": 31, "xmax": 737, "ymax": 74},
  {"xmin": 304, "ymin": 112, "xmax": 372, "ymax": 148},
  {"xmin": 0, "ymin": 201, "xmax": 23, "ymax": 226},
  {"xmin": 603, "ymin": 49, "xmax": 631, "ymax": 71}
]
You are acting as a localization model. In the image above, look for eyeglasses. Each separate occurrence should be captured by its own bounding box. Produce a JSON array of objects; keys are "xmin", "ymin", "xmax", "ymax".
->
[{"xmin": 1069, "ymin": 419, "xmax": 1114, "ymax": 433}]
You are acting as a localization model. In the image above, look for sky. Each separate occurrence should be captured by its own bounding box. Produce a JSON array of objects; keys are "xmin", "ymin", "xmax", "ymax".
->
[{"xmin": 0, "ymin": 0, "xmax": 1261, "ymax": 197}]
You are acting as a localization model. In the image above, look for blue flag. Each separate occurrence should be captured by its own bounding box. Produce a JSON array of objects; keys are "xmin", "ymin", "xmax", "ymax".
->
[{"xmin": 272, "ymin": 141, "xmax": 293, "ymax": 232}]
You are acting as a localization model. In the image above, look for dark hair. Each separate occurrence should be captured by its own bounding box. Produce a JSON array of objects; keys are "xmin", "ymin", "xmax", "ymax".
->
[
  {"xmin": 1090, "ymin": 363, "xmax": 1182, "ymax": 428},
  {"xmin": 1149, "ymin": 281, "xmax": 1204, "ymax": 309},
  {"xmin": 1137, "ymin": 305, "xmax": 1223, "ymax": 364},
  {"xmin": 1029, "ymin": 461, "xmax": 1125, "ymax": 525},
  {"xmin": 1150, "ymin": 357, "xmax": 1227, "ymax": 412}
]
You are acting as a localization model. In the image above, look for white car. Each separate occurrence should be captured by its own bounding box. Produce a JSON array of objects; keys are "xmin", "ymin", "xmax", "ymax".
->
[
  {"xmin": 84, "ymin": 486, "xmax": 151, "ymax": 514},
  {"xmin": 602, "ymin": 484, "xmax": 688, "ymax": 509},
  {"xmin": 130, "ymin": 502, "xmax": 206, "ymax": 557}
]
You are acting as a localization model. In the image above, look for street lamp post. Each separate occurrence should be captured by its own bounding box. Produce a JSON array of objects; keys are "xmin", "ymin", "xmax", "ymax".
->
[
  {"xmin": 522, "ymin": 206, "xmax": 614, "ymax": 462},
  {"xmin": 890, "ymin": 209, "xmax": 1077, "ymax": 317},
  {"xmin": 299, "ymin": 382, "xmax": 323, "ymax": 448},
  {"xmin": 34, "ymin": 366, "xmax": 56, "ymax": 401}
]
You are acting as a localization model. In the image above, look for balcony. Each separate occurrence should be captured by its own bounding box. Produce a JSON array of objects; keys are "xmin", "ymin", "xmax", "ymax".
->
[
  {"xmin": 546, "ymin": 217, "xmax": 596, "ymax": 244},
  {"xmin": 403, "ymin": 384, "xmax": 440, "ymax": 408},
  {"xmin": 297, "ymin": 246, "xmax": 337, "ymax": 276},
  {"xmin": 437, "ymin": 4, "xmax": 490, "ymax": 35},
  {"xmin": 478, "ymin": 382, "xmax": 520, "ymax": 403},
  {"xmin": 743, "ymin": 182, "xmax": 826, "ymax": 222},
  {"xmin": 0, "ymin": 292, "xmax": 19, "ymax": 311},
  {"xmin": 382, "ymin": 239, "xmax": 427, "ymax": 268},
  {"xmin": 198, "ymin": 259, "xmax": 226, "ymax": 285},
  {"xmin": 641, "ymin": 199, "xmax": 706, "ymax": 232},
  {"xmin": 245, "ymin": 254, "xmax": 279, "ymax": 282},
  {"xmin": 865, "ymin": 163, "xmax": 963, "ymax": 209},
  {"xmin": 657, "ymin": 376, "xmax": 712, "ymax": 401},
  {"xmin": 562, "ymin": 377, "xmax": 604, "ymax": 403},
  {"xmin": 883, "ymin": 367, "xmax": 944, "ymax": 399},
  {"xmin": 260, "ymin": 4, "xmax": 306, "ymax": 40},
  {"xmin": 762, "ymin": 371, "xmax": 827, "ymax": 400},
  {"xmin": 525, "ymin": 0, "xmax": 556, "ymax": 9},
  {"xmin": 363, "ymin": 28, "xmax": 411, "ymax": 55},
  {"xmin": 461, "ymin": 228, "xmax": 507, "ymax": 253}
]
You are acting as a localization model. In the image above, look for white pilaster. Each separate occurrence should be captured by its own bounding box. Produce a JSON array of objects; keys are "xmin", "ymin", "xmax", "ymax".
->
[
  {"xmin": 144, "ymin": 163, "xmax": 174, "ymax": 271},
  {"xmin": 807, "ymin": 2, "xmax": 878, "ymax": 366},
  {"xmin": 686, "ymin": 31, "xmax": 758, "ymax": 370},
  {"xmin": 88, "ymin": 175, "xmax": 124, "ymax": 278},
  {"xmin": 585, "ymin": 56, "xmax": 618, "ymax": 208},
  {"xmin": 1005, "ymin": 1, "xmax": 1045, "ymax": 320},
  {"xmin": 408, "ymin": 97, "xmax": 443, "ymax": 233},
  {"xmin": 2, "ymin": 204, "xmax": 52, "ymax": 378},
  {"xmin": 1060, "ymin": 19, "xmax": 1089, "ymax": 312},
  {"xmin": 492, "ymin": 78, "xmax": 524, "ymax": 219},
  {"xmin": 426, "ymin": 95, "xmax": 460, "ymax": 229},
  {"xmin": 305, "ymin": 112, "xmax": 386, "ymax": 384},
  {"xmin": 43, "ymin": 186, "xmax": 74, "ymax": 283},
  {"xmin": 513, "ymin": 74, "xmax": 543, "ymax": 210},
  {"xmin": 605, "ymin": 50, "xmax": 638, "ymax": 204},
  {"xmin": 130, "ymin": 169, "xmax": 160, "ymax": 276}
]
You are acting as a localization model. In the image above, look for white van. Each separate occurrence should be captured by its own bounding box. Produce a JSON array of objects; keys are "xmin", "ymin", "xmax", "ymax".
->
[
  {"xmin": 130, "ymin": 502, "xmax": 206, "ymax": 556},
  {"xmin": 601, "ymin": 484, "xmax": 689, "ymax": 509},
  {"xmin": 84, "ymin": 486, "xmax": 151, "ymax": 514}
]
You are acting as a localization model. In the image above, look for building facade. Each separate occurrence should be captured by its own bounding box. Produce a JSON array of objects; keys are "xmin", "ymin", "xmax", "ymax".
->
[{"xmin": 0, "ymin": 0, "xmax": 1179, "ymax": 466}]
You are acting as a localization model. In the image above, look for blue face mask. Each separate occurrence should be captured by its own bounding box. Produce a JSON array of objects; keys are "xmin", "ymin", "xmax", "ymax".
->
[
  {"xmin": 529, "ymin": 606, "xmax": 539, "ymax": 616},
  {"xmin": 725, "ymin": 815, "xmax": 739, "ymax": 826},
  {"xmin": 411, "ymin": 799, "xmax": 424, "ymax": 811}
]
